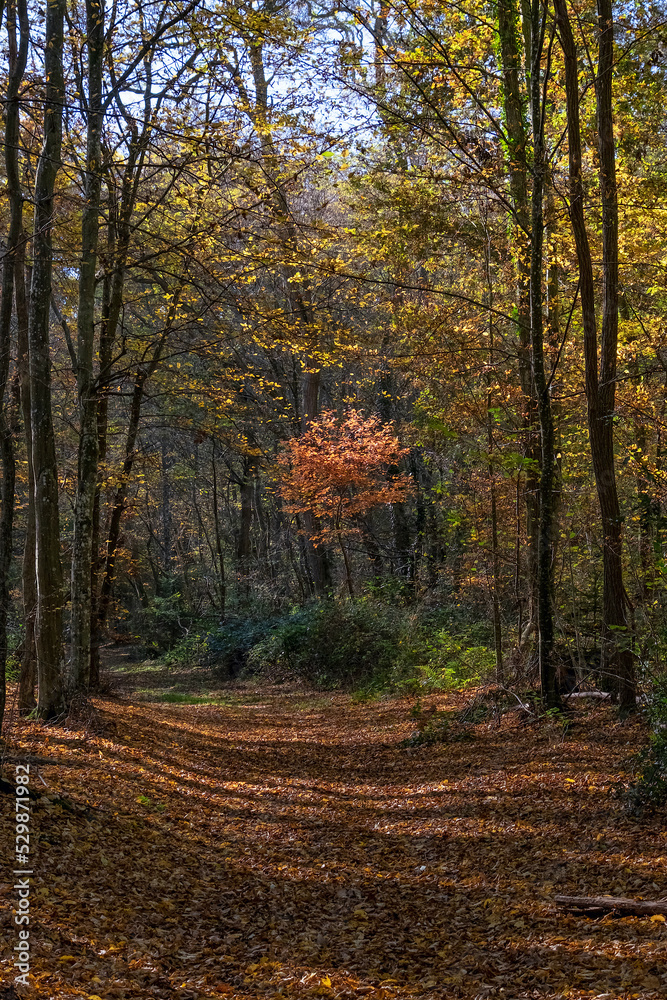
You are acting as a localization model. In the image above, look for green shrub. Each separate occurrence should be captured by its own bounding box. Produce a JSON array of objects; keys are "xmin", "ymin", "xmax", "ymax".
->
[
  {"xmin": 245, "ymin": 600, "xmax": 412, "ymax": 688},
  {"xmin": 242, "ymin": 600, "xmax": 496, "ymax": 691},
  {"xmin": 208, "ymin": 615, "xmax": 290, "ymax": 677},
  {"xmin": 623, "ymin": 676, "xmax": 667, "ymax": 815},
  {"xmin": 202, "ymin": 599, "xmax": 496, "ymax": 692},
  {"xmin": 137, "ymin": 593, "xmax": 193, "ymax": 656}
]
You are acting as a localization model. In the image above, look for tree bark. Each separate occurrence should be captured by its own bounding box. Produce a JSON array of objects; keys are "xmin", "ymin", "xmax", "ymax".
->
[
  {"xmin": 496, "ymin": 0, "xmax": 540, "ymax": 637},
  {"xmin": 554, "ymin": 0, "xmax": 636, "ymax": 711},
  {"xmin": 529, "ymin": 9, "xmax": 558, "ymax": 706},
  {"xmin": 211, "ymin": 440, "xmax": 226, "ymax": 616},
  {"xmin": 28, "ymin": 0, "xmax": 66, "ymax": 719},
  {"xmin": 0, "ymin": 0, "xmax": 28, "ymax": 730},
  {"xmin": 69, "ymin": 0, "xmax": 105, "ymax": 694},
  {"xmin": 237, "ymin": 456, "xmax": 255, "ymax": 597},
  {"xmin": 556, "ymin": 895, "xmax": 667, "ymax": 916},
  {"xmin": 16, "ymin": 243, "xmax": 36, "ymax": 714}
]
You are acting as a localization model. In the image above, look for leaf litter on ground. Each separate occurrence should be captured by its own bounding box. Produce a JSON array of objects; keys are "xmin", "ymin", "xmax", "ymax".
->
[{"xmin": 1, "ymin": 659, "xmax": 666, "ymax": 1000}]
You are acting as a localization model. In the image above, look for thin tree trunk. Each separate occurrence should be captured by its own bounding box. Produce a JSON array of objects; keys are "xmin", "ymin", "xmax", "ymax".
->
[
  {"xmin": 29, "ymin": 0, "xmax": 66, "ymax": 719},
  {"xmin": 16, "ymin": 244, "xmax": 36, "ymax": 714},
  {"xmin": 497, "ymin": 0, "xmax": 540, "ymax": 639},
  {"xmin": 95, "ymin": 308, "xmax": 177, "ymax": 640},
  {"xmin": 484, "ymin": 208, "xmax": 504, "ymax": 685},
  {"xmin": 338, "ymin": 531, "xmax": 354, "ymax": 598},
  {"xmin": 0, "ymin": 0, "xmax": 28, "ymax": 730},
  {"xmin": 237, "ymin": 456, "xmax": 255, "ymax": 598},
  {"xmin": 95, "ymin": 375, "xmax": 146, "ymax": 638},
  {"xmin": 211, "ymin": 440, "xmax": 226, "ymax": 617},
  {"xmin": 69, "ymin": 0, "xmax": 105, "ymax": 693},
  {"xmin": 300, "ymin": 369, "xmax": 332, "ymax": 595},
  {"xmin": 529, "ymin": 8, "xmax": 558, "ymax": 706}
]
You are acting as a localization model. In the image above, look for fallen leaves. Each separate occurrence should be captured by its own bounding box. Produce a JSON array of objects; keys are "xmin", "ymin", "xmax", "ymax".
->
[{"xmin": 0, "ymin": 670, "xmax": 666, "ymax": 1000}]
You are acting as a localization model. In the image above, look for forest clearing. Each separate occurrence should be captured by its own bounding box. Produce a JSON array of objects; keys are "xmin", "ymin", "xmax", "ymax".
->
[{"xmin": 0, "ymin": 659, "xmax": 665, "ymax": 1000}]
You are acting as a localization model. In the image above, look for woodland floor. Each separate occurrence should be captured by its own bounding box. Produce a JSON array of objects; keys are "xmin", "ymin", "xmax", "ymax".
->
[{"xmin": 1, "ymin": 653, "xmax": 666, "ymax": 1000}]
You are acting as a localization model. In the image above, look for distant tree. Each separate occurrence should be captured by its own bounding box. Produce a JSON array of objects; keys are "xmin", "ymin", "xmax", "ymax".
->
[{"xmin": 278, "ymin": 410, "xmax": 413, "ymax": 595}]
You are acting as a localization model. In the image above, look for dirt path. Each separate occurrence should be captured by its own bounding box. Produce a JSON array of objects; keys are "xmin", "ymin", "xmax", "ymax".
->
[{"xmin": 1, "ymin": 663, "xmax": 666, "ymax": 999}]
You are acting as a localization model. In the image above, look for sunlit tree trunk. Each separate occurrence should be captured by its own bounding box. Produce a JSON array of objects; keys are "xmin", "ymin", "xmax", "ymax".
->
[
  {"xmin": 70, "ymin": 0, "xmax": 105, "ymax": 693},
  {"xmin": 0, "ymin": 0, "xmax": 29, "ymax": 730},
  {"xmin": 29, "ymin": 0, "xmax": 66, "ymax": 719},
  {"xmin": 529, "ymin": 4, "xmax": 558, "ymax": 706}
]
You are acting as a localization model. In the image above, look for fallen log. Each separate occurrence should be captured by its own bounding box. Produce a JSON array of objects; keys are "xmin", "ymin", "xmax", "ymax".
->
[
  {"xmin": 556, "ymin": 895, "xmax": 667, "ymax": 917},
  {"xmin": 563, "ymin": 691, "xmax": 611, "ymax": 700}
]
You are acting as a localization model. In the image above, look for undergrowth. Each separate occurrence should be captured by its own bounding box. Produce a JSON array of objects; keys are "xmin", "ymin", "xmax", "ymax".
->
[
  {"xmin": 622, "ymin": 675, "xmax": 667, "ymax": 816},
  {"xmin": 140, "ymin": 595, "xmax": 496, "ymax": 694}
]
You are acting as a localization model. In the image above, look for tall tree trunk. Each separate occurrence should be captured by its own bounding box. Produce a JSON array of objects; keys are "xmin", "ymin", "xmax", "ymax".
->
[
  {"xmin": 211, "ymin": 440, "xmax": 226, "ymax": 616},
  {"xmin": 16, "ymin": 244, "xmax": 36, "ymax": 714},
  {"xmin": 594, "ymin": 0, "xmax": 635, "ymax": 710},
  {"xmin": 237, "ymin": 456, "xmax": 255, "ymax": 598},
  {"xmin": 300, "ymin": 369, "xmax": 332, "ymax": 595},
  {"xmin": 70, "ymin": 0, "xmax": 105, "ymax": 693},
  {"xmin": 29, "ymin": 0, "xmax": 66, "ymax": 719},
  {"xmin": 554, "ymin": 0, "xmax": 636, "ymax": 710},
  {"xmin": 529, "ymin": 7, "xmax": 558, "ymax": 706},
  {"xmin": 0, "ymin": 0, "xmax": 28, "ymax": 730},
  {"xmin": 95, "ymin": 375, "xmax": 146, "ymax": 640},
  {"xmin": 496, "ymin": 0, "xmax": 540, "ymax": 639}
]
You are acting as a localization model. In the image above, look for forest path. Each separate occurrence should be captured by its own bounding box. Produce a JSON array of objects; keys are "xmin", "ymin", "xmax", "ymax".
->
[{"xmin": 1, "ymin": 661, "xmax": 666, "ymax": 999}]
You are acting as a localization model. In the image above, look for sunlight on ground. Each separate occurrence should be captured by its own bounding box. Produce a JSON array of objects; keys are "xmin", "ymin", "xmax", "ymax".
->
[{"xmin": 0, "ymin": 666, "xmax": 665, "ymax": 999}]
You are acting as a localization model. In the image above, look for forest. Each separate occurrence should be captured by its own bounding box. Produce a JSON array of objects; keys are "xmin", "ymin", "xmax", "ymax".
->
[{"xmin": 2, "ymin": 0, "xmax": 667, "ymax": 995}]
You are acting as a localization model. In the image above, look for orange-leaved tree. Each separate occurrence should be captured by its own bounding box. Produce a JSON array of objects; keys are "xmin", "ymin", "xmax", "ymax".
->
[{"xmin": 278, "ymin": 410, "xmax": 413, "ymax": 596}]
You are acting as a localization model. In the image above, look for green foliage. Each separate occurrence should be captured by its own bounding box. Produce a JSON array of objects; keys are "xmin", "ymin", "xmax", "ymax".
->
[
  {"xmin": 161, "ymin": 631, "xmax": 212, "ymax": 668},
  {"xmin": 245, "ymin": 600, "xmax": 411, "ymax": 688},
  {"xmin": 412, "ymin": 631, "xmax": 495, "ymax": 690},
  {"xmin": 623, "ymin": 676, "xmax": 667, "ymax": 815},
  {"xmin": 6, "ymin": 653, "xmax": 20, "ymax": 682},
  {"xmin": 212, "ymin": 599, "xmax": 498, "ymax": 691},
  {"xmin": 208, "ymin": 615, "xmax": 289, "ymax": 678},
  {"xmin": 137, "ymin": 593, "xmax": 193, "ymax": 656}
]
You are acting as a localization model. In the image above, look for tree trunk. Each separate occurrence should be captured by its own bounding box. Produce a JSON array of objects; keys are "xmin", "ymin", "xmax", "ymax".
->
[
  {"xmin": 556, "ymin": 895, "xmax": 667, "ymax": 917},
  {"xmin": 28, "ymin": 0, "xmax": 66, "ymax": 719},
  {"xmin": 554, "ymin": 0, "xmax": 636, "ymax": 711},
  {"xmin": 496, "ymin": 0, "xmax": 540, "ymax": 639},
  {"xmin": 69, "ymin": 0, "xmax": 105, "ymax": 694},
  {"xmin": 95, "ymin": 306, "xmax": 177, "ymax": 641},
  {"xmin": 237, "ymin": 456, "xmax": 255, "ymax": 598},
  {"xmin": 211, "ymin": 440, "xmax": 226, "ymax": 616},
  {"xmin": 529, "ymin": 8, "xmax": 558, "ymax": 707},
  {"xmin": 95, "ymin": 375, "xmax": 146, "ymax": 640},
  {"xmin": 16, "ymin": 244, "xmax": 36, "ymax": 714},
  {"xmin": 300, "ymin": 369, "xmax": 332, "ymax": 595},
  {"xmin": 0, "ymin": 0, "xmax": 28, "ymax": 731}
]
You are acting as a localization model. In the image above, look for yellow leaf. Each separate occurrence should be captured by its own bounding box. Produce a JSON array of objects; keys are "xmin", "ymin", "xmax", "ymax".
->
[
  {"xmin": 320, "ymin": 975, "xmax": 332, "ymax": 987},
  {"xmin": 650, "ymin": 914, "xmax": 666, "ymax": 922}
]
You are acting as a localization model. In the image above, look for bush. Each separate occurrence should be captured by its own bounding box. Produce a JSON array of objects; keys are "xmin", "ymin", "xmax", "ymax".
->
[
  {"xmin": 245, "ymin": 600, "xmax": 412, "ymax": 688},
  {"xmin": 623, "ymin": 676, "xmax": 667, "ymax": 815},
  {"xmin": 136, "ymin": 593, "xmax": 194, "ymax": 656},
  {"xmin": 237, "ymin": 599, "xmax": 496, "ymax": 691},
  {"xmin": 207, "ymin": 615, "xmax": 289, "ymax": 678}
]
